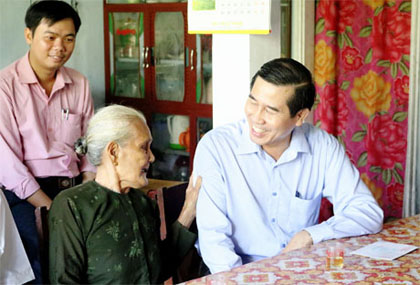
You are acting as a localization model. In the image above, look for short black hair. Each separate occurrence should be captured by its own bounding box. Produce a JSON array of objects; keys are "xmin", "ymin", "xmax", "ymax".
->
[
  {"xmin": 250, "ymin": 58, "xmax": 316, "ymax": 118},
  {"xmin": 25, "ymin": 0, "xmax": 81, "ymax": 35}
]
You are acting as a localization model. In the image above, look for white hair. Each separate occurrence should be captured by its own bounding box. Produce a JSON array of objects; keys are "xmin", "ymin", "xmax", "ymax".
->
[{"xmin": 75, "ymin": 105, "xmax": 147, "ymax": 166}]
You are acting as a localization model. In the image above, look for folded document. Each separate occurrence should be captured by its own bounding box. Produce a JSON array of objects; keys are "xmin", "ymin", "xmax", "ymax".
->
[{"xmin": 351, "ymin": 241, "xmax": 418, "ymax": 260}]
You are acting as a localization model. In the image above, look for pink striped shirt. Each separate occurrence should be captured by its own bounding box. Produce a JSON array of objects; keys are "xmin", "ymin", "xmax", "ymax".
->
[{"xmin": 0, "ymin": 53, "xmax": 96, "ymax": 199}]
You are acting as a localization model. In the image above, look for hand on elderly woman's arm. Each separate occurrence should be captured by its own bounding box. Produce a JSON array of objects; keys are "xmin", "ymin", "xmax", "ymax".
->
[{"xmin": 177, "ymin": 175, "xmax": 202, "ymax": 229}]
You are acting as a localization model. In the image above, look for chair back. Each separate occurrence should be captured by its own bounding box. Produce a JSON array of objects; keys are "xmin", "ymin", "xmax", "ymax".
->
[
  {"xmin": 147, "ymin": 182, "xmax": 189, "ymax": 240},
  {"xmin": 35, "ymin": 206, "xmax": 49, "ymax": 284},
  {"xmin": 147, "ymin": 182, "xmax": 202, "ymax": 283}
]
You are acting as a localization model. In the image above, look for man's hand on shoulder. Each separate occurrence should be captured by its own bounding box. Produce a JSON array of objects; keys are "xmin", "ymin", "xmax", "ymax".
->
[
  {"xmin": 283, "ymin": 230, "xmax": 313, "ymax": 253},
  {"xmin": 177, "ymin": 175, "xmax": 202, "ymax": 229}
]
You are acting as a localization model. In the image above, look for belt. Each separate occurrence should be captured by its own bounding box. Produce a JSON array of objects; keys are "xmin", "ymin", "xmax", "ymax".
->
[
  {"xmin": 2, "ymin": 175, "xmax": 82, "ymax": 203},
  {"xmin": 36, "ymin": 175, "xmax": 82, "ymax": 192}
]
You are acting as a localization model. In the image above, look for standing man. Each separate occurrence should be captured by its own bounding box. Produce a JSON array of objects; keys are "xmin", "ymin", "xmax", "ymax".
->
[
  {"xmin": 0, "ymin": 1, "xmax": 95, "ymax": 283},
  {"xmin": 193, "ymin": 58, "xmax": 384, "ymax": 274}
]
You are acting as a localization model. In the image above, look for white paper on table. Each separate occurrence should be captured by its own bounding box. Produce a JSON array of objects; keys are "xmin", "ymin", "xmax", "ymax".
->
[{"xmin": 351, "ymin": 241, "xmax": 418, "ymax": 260}]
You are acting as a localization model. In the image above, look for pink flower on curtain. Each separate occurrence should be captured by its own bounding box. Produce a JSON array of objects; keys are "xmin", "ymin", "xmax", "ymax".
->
[
  {"xmin": 365, "ymin": 114, "xmax": 407, "ymax": 169},
  {"xmin": 317, "ymin": 86, "xmax": 348, "ymax": 136},
  {"xmin": 341, "ymin": 46, "xmax": 363, "ymax": 71},
  {"xmin": 318, "ymin": 0, "xmax": 337, "ymax": 31},
  {"xmin": 386, "ymin": 183, "xmax": 404, "ymax": 209},
  {"xmin": 394, "ymin": 75, "xmax": 410, "ymax": 106},
  {"xmin": 318, "ymin": 0, "xmax": 357, "ymax": 33},
  {"xmin": 372, "ymin": 5, "xmax": 411, "ymax": 62},
  {"xmin": 337, "ymin": 0, "xmax": 357, "ymax": 33}
]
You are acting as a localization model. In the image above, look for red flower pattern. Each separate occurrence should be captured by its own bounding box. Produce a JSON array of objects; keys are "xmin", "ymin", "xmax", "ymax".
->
[
  {"xmin": 386, "ymin": 183, "xmax": 404, "ymax": 210},
  {"xmin": 394, "ymin": 75, "xmax": 410, "ymax": 106},
  {"xmin": 318, "ymin": 0, "xmax": 356, "ymax": 33},
  {"xmin": 317, "ymin": 86, "xmax": 349, "ymax": 136},
  {"xmin": 337, "ymin": 0, "xmax": 357, "ymax": 33},
  {"xmin": 318, "ymin": 0, "xmax": 337, "ymax": 31},
  {"xmin": 372, "ymin": 6, "xmax": 411, "ymax": 62},
  {"xmin": 341, "ymin": 46, "xmax": 363, "ymax": 71},
  {"xmin": 315, "ymin": 0, "xmax": 410, "ymax": 219},
  {"xmin": 365, "ymin": 114, "xmax": 406, "ymax": 169}
]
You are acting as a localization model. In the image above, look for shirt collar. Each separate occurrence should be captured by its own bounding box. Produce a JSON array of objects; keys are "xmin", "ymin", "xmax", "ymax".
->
[
  {"xmin": 17, "ymin": 52, "xmax": 38, "ymax": 84},
  {"xmin": 17, "ymin": 51, "xmax": 73, "ymax": 87},
  {"xmin": 235, "ymin": 121, "xmax": 312, "ymax": 157},
  {"xmin": 236, "ymin": 119, "xmax": 261, "ymax": 155},
  {"xmin": 288, "ymin": 125, "xmax": 311, "ymax": 155}
]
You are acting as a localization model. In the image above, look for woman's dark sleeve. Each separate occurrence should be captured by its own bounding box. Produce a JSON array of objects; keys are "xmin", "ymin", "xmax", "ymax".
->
[
  {"xmin": 158, "ymin": 215, "xmax": 197, "ymax": 281},
  {"xmin": 49, "ymin": 195, "xmax": 86, "ymax": 284}
]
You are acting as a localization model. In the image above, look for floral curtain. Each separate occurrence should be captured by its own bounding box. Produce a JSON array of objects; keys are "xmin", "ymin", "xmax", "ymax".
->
[{"xmin": 313, "ymin": 0, "xmax": 412, "ymax": 220}]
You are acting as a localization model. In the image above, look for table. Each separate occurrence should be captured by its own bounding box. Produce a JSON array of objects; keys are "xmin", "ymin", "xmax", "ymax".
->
[{"xmin": 184, "ymin": 215, "xmax": 420, "ymax": 284}]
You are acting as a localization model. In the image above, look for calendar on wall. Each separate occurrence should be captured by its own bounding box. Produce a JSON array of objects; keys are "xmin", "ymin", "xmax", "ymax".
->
[{"xmin": 188, "ymin": 0, "xmax": 271, "ymax": 34}]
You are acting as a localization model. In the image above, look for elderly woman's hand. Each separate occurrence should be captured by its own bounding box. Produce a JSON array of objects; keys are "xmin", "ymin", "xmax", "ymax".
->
[{"xmin": 177, "ymin": 175, "xmax": 202, "ymax": 229}]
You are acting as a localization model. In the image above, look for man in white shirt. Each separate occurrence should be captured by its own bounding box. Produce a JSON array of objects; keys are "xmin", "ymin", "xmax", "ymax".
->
[{"xmin": 193, "ymin": 58, "xmax": 384, "ymax": 274}]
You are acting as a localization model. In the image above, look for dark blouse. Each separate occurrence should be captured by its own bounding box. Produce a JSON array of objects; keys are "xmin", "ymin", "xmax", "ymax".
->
[{"xmin": 49, "ymin": 181, "xmax": 196, "ymax": 284}]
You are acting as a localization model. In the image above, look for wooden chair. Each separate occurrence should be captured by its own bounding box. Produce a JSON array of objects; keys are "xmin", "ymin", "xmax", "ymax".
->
[
  {"xmin": 34, "ymin": 206, "xmax": 49, "ymax": 284},
  {"xmin": 147, "ymin": 182, "xmax": 203, "ymax": 284}
]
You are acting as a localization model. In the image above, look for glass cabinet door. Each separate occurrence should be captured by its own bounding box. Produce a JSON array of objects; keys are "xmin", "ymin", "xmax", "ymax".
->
[
  {"xmin": 109, "ymin": 12, "xmax": 145, "ymax": 98},
  {"xmin": 196, "ymin": 34, "xmax": 212, "ymax": 104},
  {"xmin": 154, "ymin": 12, "xmax": 185, "ymax": 102}
]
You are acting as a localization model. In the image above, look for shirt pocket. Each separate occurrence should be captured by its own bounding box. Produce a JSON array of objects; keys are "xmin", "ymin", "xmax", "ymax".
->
[
  {"xmin": 60, "ymin": 113, "xmax": 82, "ymax": 146},
  {"xmin": 286, "ymin": 193, "xmax": 322, "ymax": 234}
]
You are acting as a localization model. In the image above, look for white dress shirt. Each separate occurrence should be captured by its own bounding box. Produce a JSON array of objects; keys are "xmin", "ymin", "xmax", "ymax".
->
[
  {"xmin": 0, "ymin": 190, "xmax": 35, "ymax": 284},
  {"xmin": 193, "ymin": 119, "xmax": 384, "ymax": 273}
]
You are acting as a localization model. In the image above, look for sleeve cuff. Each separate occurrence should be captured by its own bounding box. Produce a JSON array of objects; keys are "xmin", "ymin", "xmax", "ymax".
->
[
  {"xmin": 304, "ymin": 222, "xmax": 335, "ymax": 244},
  {"xmin": 170, "ymin": 221, "xmax": 197, "ymax": 260},
  {"xmin": 16, "ymin": 178, "xmax": 40, "ymax": 200}
]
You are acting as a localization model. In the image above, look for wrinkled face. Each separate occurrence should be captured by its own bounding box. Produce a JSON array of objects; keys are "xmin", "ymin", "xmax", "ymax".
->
[
  {"xmin": 116, "ymin": 119, "xmax": 155, "ymax": 190},
  {"xmin": 25, "ymin": 18, "xmax": 76, "ymax": 74},
  {"xmin": 244, "ymin": 76, "xmax": 306, "ymax": 159}
]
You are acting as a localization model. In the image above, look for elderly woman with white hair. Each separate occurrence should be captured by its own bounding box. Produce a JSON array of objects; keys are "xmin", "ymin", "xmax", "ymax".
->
[{"xmin": 48, "ymin": 105, "xmax": 202, "ymax": 284}]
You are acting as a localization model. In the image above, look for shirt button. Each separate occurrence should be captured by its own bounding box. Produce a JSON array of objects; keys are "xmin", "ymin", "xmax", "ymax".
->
[
  {"xmin": 271, "ymin": 218, "xmax": 276, "ymax": 223},
  {"xmin": 272, "ymin": 192, "xmax": 277, "ymax": 196}
]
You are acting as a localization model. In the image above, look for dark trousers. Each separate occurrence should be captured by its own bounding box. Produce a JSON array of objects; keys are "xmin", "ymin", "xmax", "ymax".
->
[{"xmin": 2, "ymin": 175, "xmax": 82, "ymax": 284}]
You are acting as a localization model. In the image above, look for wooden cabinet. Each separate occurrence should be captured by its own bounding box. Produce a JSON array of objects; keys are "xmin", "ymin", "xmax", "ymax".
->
[{"xmin": 103, "ymin": 0, "xmax": 212, "ymax": 181}]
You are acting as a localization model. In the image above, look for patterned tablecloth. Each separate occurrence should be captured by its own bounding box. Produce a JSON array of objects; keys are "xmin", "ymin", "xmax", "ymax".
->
[{"xmin": 184, "ymin": 215, "xmax": 420, "ymax": 284}]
